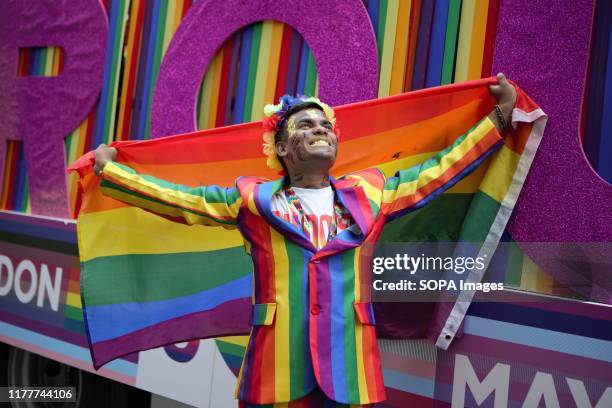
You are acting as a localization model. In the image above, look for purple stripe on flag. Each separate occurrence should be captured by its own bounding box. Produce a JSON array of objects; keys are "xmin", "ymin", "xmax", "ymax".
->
[
  {"xmin": 87, "ymin": 274, "xmax": 252, "ymax": 343},
  {"xmin": 90, "ymin": 298, "xmax": 251, "ymax": 369}
]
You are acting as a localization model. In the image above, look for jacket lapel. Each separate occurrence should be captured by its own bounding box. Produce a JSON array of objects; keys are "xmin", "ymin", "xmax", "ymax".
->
[
  {"xmin": 331, "ymin": 176, "xmax": 374, "ymax": 237},
  {"xmin": 312, "ymin": 177, "xmax": 375, "ymax": 258},
  {"xmin": 254, "ymin": 177, "xmax": 316, "ymax": 251},
  {"xmin": 253, "ymin": 176, "xmax": 376, "ymax": 254}
]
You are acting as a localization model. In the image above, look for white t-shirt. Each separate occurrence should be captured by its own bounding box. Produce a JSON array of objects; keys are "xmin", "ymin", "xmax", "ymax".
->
[{"xmin": 271, "ymin": 186, "xmax": 353, "ymax": 249}]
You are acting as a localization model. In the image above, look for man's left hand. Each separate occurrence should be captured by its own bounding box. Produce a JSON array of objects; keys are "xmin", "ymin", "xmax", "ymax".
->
[{"xmin": 488, "ymin": 73, "xmax": 517, "ymax": 131}]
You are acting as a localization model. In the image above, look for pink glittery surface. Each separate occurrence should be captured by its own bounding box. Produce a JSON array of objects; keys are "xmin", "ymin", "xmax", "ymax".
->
[
  {"xmin": 150, "ymin": 0, "xmax": 378, "ymax": 138},
  {"xmin": 0, "ymin": 0, "xmax": 107, "ymax": 217},
  {"xmin": 493, "ymin": 0, "xmax": 611, "ymax": 302}
]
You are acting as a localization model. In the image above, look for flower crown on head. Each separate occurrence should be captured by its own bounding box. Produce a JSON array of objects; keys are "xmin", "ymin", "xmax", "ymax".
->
[{"xmin": 262, "ymin": 95, "xmax": 338, "ymax": 172}]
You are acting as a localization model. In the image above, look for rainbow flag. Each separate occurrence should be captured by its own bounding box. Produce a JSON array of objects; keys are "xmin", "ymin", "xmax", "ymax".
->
[{"xmin": 70, "ymin": 78, "xmax": 546, "ymax": 368}]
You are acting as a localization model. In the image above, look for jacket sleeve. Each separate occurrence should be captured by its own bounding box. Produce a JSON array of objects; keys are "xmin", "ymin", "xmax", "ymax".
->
[
  {"xmin": 381, "ymin": 116, "xmax": 503, "ymax": 221},
  {"xmin": 100, "ymin": 161, "xmax": 241, "ymax": 229}
]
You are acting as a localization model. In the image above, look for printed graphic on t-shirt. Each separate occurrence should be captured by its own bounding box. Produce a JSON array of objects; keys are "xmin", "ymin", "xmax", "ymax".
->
[
  {"xmin": 273, "ymin": 212, "xmax": 337, "ymax": 249},
  {"xmin": 270, "ymin": 188, "xmax": 354, "ymax": 249}
]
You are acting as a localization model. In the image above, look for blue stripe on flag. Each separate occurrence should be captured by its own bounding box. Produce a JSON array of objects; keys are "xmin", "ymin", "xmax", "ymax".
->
[{"xmin": 87, "ymin": 274, "xmax": 252, "ymax": 343}]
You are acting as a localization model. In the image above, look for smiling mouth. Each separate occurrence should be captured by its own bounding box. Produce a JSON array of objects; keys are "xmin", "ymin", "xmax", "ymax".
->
[{"xmin": 309, "ymin": 139, "xmax": 331, "ymax": 147}]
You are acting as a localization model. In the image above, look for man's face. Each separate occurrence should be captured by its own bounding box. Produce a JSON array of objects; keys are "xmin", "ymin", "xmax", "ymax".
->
[{"xmin": 275, "ymin": 108, "xmax": 338, "ymax": 172}]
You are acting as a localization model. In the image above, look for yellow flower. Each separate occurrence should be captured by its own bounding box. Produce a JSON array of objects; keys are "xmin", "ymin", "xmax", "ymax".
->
[{"xmin": 262, "ymin": 131, "xmax": 283, "ymax": 171}]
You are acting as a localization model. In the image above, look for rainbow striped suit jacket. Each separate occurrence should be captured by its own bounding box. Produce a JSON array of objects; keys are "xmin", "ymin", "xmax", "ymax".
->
[{"xmin": 100, "ymin": 116, "xmax": 502, "ymax": 404}]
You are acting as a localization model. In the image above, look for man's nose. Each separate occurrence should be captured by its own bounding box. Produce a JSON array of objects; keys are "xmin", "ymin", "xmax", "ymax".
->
[{"xmin": 312, "ymin": 123, "xmax": 327, "ymax": 135}]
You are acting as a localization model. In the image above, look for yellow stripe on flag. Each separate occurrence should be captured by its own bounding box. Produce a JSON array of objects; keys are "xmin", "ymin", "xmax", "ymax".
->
[
  {"xmin": 78, "ymin": 207, "xmax": 244, "ymax": 262},
  {"xmin": 480, "ymin": 145, "xmax": 521, "ymax": 202}
]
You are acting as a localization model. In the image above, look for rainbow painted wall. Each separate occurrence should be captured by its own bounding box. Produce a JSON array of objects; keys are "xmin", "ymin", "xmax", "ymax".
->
[{"xmin": 3, "ymin": 0, "xmax": 503, "ymax": 213}]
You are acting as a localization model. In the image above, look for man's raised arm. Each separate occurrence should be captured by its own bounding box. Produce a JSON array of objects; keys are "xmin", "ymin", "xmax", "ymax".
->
[
  {"xmin": 381, "ymin": 73, "xmax": 516, "ymax": 221},
  {"xmin": 93, "ymin": 145, "xmax": 241, "ymax": 228}
]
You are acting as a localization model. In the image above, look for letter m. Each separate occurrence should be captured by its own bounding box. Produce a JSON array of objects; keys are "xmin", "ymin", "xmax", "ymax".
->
[{"xmin": 452, "ymin": 354, "xmax": 510, "ymax": 408}]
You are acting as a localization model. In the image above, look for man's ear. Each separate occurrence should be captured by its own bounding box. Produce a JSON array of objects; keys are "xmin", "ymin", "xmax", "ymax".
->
[{"xmin": 275, "ymin": 141, "xmax": 288, "ymax": 158}]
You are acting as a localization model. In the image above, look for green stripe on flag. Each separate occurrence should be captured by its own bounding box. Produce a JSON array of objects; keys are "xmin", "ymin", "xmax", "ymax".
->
[
  {"xmin": 83, "ymin": 246, "xmax": 251, "ymax": 305},
  {"xmin": 381, "ymin": 194, "xmax": 474, "ymax": 242},
  {"xmin": 459, "ymin": 191, "xmax": 501, "ymax": 242}
]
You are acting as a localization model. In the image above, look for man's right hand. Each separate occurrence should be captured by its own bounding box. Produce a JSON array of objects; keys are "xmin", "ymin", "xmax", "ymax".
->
[{"xmin": 93, "ymin": 144, "xmax": 118, "ymax": 176}]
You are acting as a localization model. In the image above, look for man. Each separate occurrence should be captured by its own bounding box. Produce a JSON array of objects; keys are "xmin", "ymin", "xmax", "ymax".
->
[{"xmin": 93, "ymin": 74, "xmax": 516, "ymax": 406}]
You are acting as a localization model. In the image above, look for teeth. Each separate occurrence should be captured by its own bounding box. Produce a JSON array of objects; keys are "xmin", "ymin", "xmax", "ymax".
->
[{"xmin": 311, "ymin": 140, "xmax": 329, "ymax": 146}]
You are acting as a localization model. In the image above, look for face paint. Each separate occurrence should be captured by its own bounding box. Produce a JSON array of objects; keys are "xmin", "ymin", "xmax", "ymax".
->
[
  {"xmin": 288, "ymin": 109, "xmax": 326, "ymax": 135},
  {"xmin": 288, "ymin": 134, "xmax": 309, "ymax": 162},
  {"xmin": 304, "ymin": 109, "xmax": 320, "ymax": 119},
  {"xmin": 287, "ymin": 116, "xmax": 297, "ymax": 135}
]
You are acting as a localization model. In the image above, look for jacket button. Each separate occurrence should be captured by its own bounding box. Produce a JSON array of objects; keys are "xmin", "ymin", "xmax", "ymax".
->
[{"xmin": 311, "ymin": 305, "xmax": 320, "ymax": 315}]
